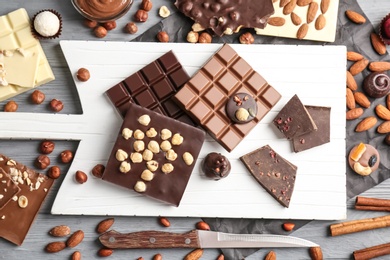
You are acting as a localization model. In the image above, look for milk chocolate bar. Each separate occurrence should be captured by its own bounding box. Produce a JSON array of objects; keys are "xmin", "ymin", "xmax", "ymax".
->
[
  {"xmin": 106, "ymin": 51, "xmax": 195, "ymax": 126},
  {"xmin": 240, "ymin": 145, "xmax": 297, "ymax": 208},
  {"xmin": 102, "ymin": 103, "xmax": 205, "ymax": 206},
  {"xmin": 0, "ymin": 154, "xmax": 54, "ymax": 245},
  {"xmin": 173, "ymin": 44, "xmax": 281, "ymax": 152}
]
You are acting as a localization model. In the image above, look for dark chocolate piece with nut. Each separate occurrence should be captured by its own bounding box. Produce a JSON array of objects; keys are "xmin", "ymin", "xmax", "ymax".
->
[
  {"xmin": 225, "ymin": 93, "xmax": 257, "ymax": 124},
  {"xmin": 202, "ymin": 152, "xmax": 231, "ymax": 180}
]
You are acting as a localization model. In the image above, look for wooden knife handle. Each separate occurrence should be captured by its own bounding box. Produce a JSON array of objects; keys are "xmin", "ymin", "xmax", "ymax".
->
[{"xmin": 99, "ymin": 230, "xmax": 201, "ymax": 249}]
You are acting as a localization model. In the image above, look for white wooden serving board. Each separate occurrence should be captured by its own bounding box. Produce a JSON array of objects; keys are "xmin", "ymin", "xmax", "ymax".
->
[{"xmin": 0, "ymin": 41, "xmax": 347, "ymax": 220}]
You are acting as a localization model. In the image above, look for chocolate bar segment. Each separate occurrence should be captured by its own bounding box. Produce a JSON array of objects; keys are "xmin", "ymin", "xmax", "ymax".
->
[
  {"xmin": 0, "ymin": 168, "xmax": 20, "ymax": 210},
  {"xmin": 240, "ymin": 145, "xmax": 297, "ymax": 208},
  {"xmin": 173, "ymin": 44, "xmax": 281, "ymax": 152},
  {"xmin": 102, "ymin": 103, "xmax": 205, "ymax": 206},
  {"xmin": 105, "ymin": 51, "xmax": 195, "ymax": 126},
  {"xmin": 0, "ymin": 155, "xmax": 54, "ymax": 245}
]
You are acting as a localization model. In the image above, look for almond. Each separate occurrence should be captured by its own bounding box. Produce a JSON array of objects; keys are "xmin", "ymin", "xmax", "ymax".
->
[
  {"xmin": 375, "ymin": 104, "xmax": 390, "ymax": 120},
  {"xmin": 291, "ymin": 12, "xmax": 302, "ymax": 25},
  {"xmin": 309, "ymin": 246, "xmax": 323, "ymax": 260},
  {"xmin": 346, "ymin": 108, "xmax": 364, "ymax": 120},
  {"xmin": 45, "ymin": 241, "xmax": 66, "ymax": 253},
  {"xmin": 49, "ymin": 225, "xmax": 71, "ymax": 237},
  {"xmin": 184, "ymin": 248, "xmax": 203, "ymax": 260},
  {"xmin": 349, "ymin": 58, "xmax": 369, "ymax": 75},
  {"xmin": 320, "ymin": 0, "xmax": 330, "ymax": 14},
  {"xmin": 153, "ymin": 253, "xmax": 163, "ymax": 260},
  {"xmin": 268, "ymin": 17, "xmax": 285, "ymax": 26},
  {"xmin": 67, "ymin": 230, "xmax": 84, "ymax": 248},
  {"xmin": 216, "ymin": 254, "xmax": 225, "ymax": 260},
  {"xmin": 283, "ymin": 0, "xmax": 297, "ymax": 15},
  {"xmin": 297, "ymin": 0, "xmax": 311, "ymax": 6},
  {"xmin": 196, "ymin": 221, "xmax": 211, "ymax": 230},
  {"xmin": 369, "ymin": 61, "xmax": 390, "ymax": 72},
  {"xmin": 347, "ymin": 51, "xmax": 364, "ymax": 61},
  {"xmin": 307, "ymin": 2, "xmax": 318, "ymax": 24},
  {"xmin": 97, "ymin": 218, "xmax": 115, "ymax": 234},
  {"xmin": 346, "ymin": 88, "xmax": 355, "ymax": 109},
  {"xmin": 371, "ymin": 32, "xmax": 387, "ymax": 55},
  {"xmin": 345, "ymin": 10, "xmax": 366, "ymax": 24},
  {"xmin": 378, "ymin": 121, "xmax": 390, "ymax": 133},
  {"xmin": 159, "ymin": 216, "xmax": 171, "ymax": 227},
  {"xmin": 297, "ymin": 23, "xmax": 309, "ymax": 39},
  {"xmin": 282, "ymin": 222, "xmax": 295, "ymax": 231},
  {"xmin": 98, "ymin": 248, "xmax": 113, "ymax": 257},
  {"xmin": 387, "ymin": 94, "xmax": 390, "ymax": 110},
  {"xmin": 346, "ymin": 71, "xmax": 358, "ymax": 91},
  {"xmin": 315, "ymin": 14, "xmax": 326, "ymax": 30},
  {"xmin": 265, "ymin": 251, "xmax": 276, "ymax": 260},
  {"xmin": 355, "ymin": 116, "xmax": 377, "ymax": 132},
  {"xmin": 354, "ymin": 92, "xmax": 371, "ymax": 108},
  {"xmin": 280, "ymin": 0, "xmax": 290, "ymax": 7},
  {"xmin": 72, "ymin": 251, "xmax": 81, "ymax": 260}
]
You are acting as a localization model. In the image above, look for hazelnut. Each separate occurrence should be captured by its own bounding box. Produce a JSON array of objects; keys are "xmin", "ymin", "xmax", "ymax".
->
[
  {"xmin": 161, "ymin": 163, "xmax": 174, "ymax": 174},
  {"xmin": 159, "ymin": 6, "xmax": 170, "ymax": 18},
  {"xmin": 91, "ymin": 164, "xmax": 105, "ymax": 178},
  {"xmin": 133, "ymin": 129, "xmax": 145, "ymax": 139},
  {"xmin": 35, "ymin": 155, "xmax": 50, "ymax": 169},
  {"xmin": 4, "ymin": 100, "xmax": 18, "ymax": 112},
  {"xmin": 171, "ymin": 133, "xmax": 183, "ymax": 145},
  {"xmin": 138, "ymin": 114, "xmax": 151, "ymax": 126},
  {"xmin": 146, "ymin": 128, "xmax": 157, "ymax": 138},
  {"xmin": 134, "ymin": 181, "xmax": 146, "ymax": 192},
  {"xmin": 133, "ymin": 140, "xmax": 145, "ymax": 152},
  {"xmin": 60, "ymin": 150, "xmax": 73, "ymax": 163},
  {"xmin": 142, "ymin": 149, "xmax": 153, "ymax": 161},
  {"xmin": 122, "ymin": 128, "xmax": 133, "ymax": 139},
  {"xmin": 102, "ymin": 21, "xmax": 116, "ymax": 31},
  {"xmin": 75, "ymin": 170, "xmax": 88, "ymax": 184},
  {"xmin": 192, "ymin": 23, "xmax": 205, "ymax": 32},
  {"xmin": 40, "ymin": 140, "xmax": 55, "ymax": 154},
  {"xmin": 76, "ymin": 68, "xmax": 90, "ymax": 82},
  {"xmin": 141, "ymin": 169, "xmax": 154, "ymax": 181},
  {"xmin": 183, "ymin": 152, "xmax": 194, "ymax": 166},
  {"xmin": 146, "ymin": 160, "xmax": 159, "ymax": 172},
  {"xmin": 140, "ymin": 0, "xmax": 153, "ymax": 11},
  {"xmin": 125, "ymin": 22, "xmax": 138, "ymax": 34},
  {"xmin": 94, "ymin": 26, "xmax": 107, "ymax": 38},
  {"xmin": 235, "ymin": 108, "xmax": 250, "ymax": 121},
  {"xmin": 47, "ymin": 166, "xmax": 61, "ymax": 179},
  {"xmin": 50, "ymin": 99, "xmax": 64, "ymax": 112},
  {"xmin": 198, "ymin": 32, "xmax": 212, "ymax": 43},
  {"xmin": 160, "ymin": 129, "xmax": 172, "ymax": 140},
  {"xmin": 31, "ymin": 90, "xmax": 45, "ymax": 104},
  {"xmin": 239, "ymin": 32, "xmax": 254, "ymax": 44},
  {"xmin": 84, "ymin": 19, "xmax": 97, "ymax": 28},
  {"xmin": 130, "ymin": 152, "xmax": 143, "ymax": 163},
  {"xmin": 134, "ymin": 9, "xmax": 148, "ymax": 22},
  {"xmin": 157, "ymin": 31, "xmax": 169, "ymax": 42},
  {"xmin": 115, "ymin": 149, "xmax": 128, "ymax": 161},
  {"xmin": 160, "ymin": 140, "xmax": 171, "ymax": 152},
  {"xmin": 119, "ymin": 161, "xmax": 131, "ymax": 173},
  {"xmin": 186, "ymin": 31, "xmax": 199, "ymax": 43},
  {"xmin": 165, "ymin": 149, "xmax": 177, "ymax": 161},
  {"xmin": 148, "ymin": 140, "xmax": 160, "ymax": 154}
]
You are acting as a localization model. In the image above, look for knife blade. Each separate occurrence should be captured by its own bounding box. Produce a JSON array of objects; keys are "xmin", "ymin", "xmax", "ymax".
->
[{"xmin": 99, "ymin": 229, "xmax": 318, "ymax": 249}]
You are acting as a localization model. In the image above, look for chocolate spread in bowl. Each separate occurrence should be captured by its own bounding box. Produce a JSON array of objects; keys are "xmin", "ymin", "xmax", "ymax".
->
[{"xmin": 74, "ymin": 0, "xmax": 132, "ymax": 21}]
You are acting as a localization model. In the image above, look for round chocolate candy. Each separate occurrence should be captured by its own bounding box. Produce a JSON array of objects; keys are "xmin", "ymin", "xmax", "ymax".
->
[
  {"xmin": 363, "ymin": 72, "xmax": 390, "ymax": 98},
  {"xmin": 348, "ymin": 143, "xmax": 380, "ymax": 176},
  {"xmin": 202, "ymin": 152, "xmax": 231, "ymax": 180},
  {"xmin": 225, "ymin": 93, "xmax": 257, "ymax": 124}
]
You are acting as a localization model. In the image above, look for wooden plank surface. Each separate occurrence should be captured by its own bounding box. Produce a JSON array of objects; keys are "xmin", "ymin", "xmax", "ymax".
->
[{"xmin": 0, "ymin": 0, "xmax": 389, "ymax": 259}]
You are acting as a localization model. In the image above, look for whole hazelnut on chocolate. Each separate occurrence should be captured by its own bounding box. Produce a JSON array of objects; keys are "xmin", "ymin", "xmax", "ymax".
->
[
  {"xmin": 84, "ymin": 19, "xmax": 97, "ymax": 28},
  {"xmin": 60, "ymin": 150, "xmax": 73, "ymax": 163},
  {"xmin": 76, "ymin": 68, "xmax": 90, "ymax": 82},
  {"xmin": 49, "ymin": 99, "xmax": 64, "ymax": 112},
  {"xmin": 103, "ymin": 21, "xmax": 116, "ymax": 31},
  {"xmin": 31, "ymin": 90, "xmax": 45, "ymax": 104},
  {"xmin": 91, "ymin": 164, "xmax": 105, "ymax": 178},
  {"xmin": 125, "ymin": 22, "xmax": 138, "ymax": 34},
  {"xmin": 35, "ymin": 155, "xmax": 50, "ymax": 169},
  {"xmin": 239, "ymin": 32, "xmax": 254, "ymax": 44},
  {"xmin": 94, "ymin": 26, "xmax": 107, "ymax": 38},
  {"xmin": 198, "ymin": 32, "xmax": 212, "ymax": 43},
  {"xmin": 47, "ymin": 166, "xmax": 61, "ymax": 179},
  {"xmin": 140, "ymin": 0, "xmax": 153, "ymax": 11},
  {"xmin": 75, "ymin": 170, "xmax": 88, "ymax": 184},
  {"xmin": 202, "ymin": 152, "xmax": 231, "ymax": 180},
  {"xmin": 157, "ymin": 31, "xmax": 169, "ymax": 42},
  {"xmin": 134, "ymin": 9, "xmax": 148, "ymax": 22},
  {"xmin": 4, "ymin": 100, "xmax": 18, "ymax": 112},
  {"xmin": 40, "ymin": 140, "xmax": 55, "ymax": 154},
  {"xmin": 186, "ymin": 31, "xmax": 199, "ymax": 43}
]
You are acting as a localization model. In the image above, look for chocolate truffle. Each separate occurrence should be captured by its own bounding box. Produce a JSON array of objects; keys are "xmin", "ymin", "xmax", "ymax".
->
[
  {"xmin": 225, "ymin": 93, "xmax": 257, "ymax": 124},
  {"xmin": 380, "ymin": 13, "xmax": 390, "ymax": 45},
  {"xmin": 363, "ymin": 72, "xmax": 390, "ymax": 98},
  {"xmin": 202, "ymin": 152, "xmax": 231, "ymax": 180}
]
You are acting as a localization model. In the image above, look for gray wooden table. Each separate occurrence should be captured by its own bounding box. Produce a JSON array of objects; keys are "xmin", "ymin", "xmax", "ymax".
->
[{"xmin": 0, "ymin": 0, "xmax": 390, "ymax": 259}]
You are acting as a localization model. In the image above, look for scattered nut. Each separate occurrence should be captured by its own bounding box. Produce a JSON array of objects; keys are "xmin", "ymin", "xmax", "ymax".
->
[
  {"xmin": 47, "ymin": 166, "xmax": 61, "ymax": 179},
  {"xmin": 153, "ymin": 253, "xmax": 163, "ymax": 260},
  {"xmin": 141, "ymin": 169, "xmax": 154, "ymax": 181},
  {"xmin": 235, "ymin": 108, "xmax": 249, "ymax": 121},
  {"xmin": 122, "ymin": 128, "xmax": 133, "ymax": 139},
  {"xmin": 196, "ymin": 221, "xmax": 210, "ymax": 230},
  {"xmin": 75, "ymin": 170, "xmax": 88, "ymax": 184},
  {"xmin": 160, "ymin": 140, "xmax": 172, "ymax": 152},
  {"xmin": 160, "ymin": 129, "xmax": 172, "ymax": 140},
  {"xmin": 161, "ymin": 163, "xmax": 174, "ymax": 174},
  {"xmin": 40, "ymin": 140, "xmax": 55, "ymax": 154},
  {"xmin": 35, "ymin": 155, "xmax": 50, "ymax": 169},
  {"xmin": 353, "ymin": 162, "xmax": 372, "ymax": 176},
  {"xmin": 60, "ymin": 150, "xmax": 73, "ymax": 163},
  {"xmin": 134, "ymin": 129, "xmax": 145, "ymax": 140},
  {"xmin": 192, "ymin": 22, "xmax": 205, "ymax": 32},
  {"xmin": 119, "ymin": 161, "xmax": 131, "ymax": 173},
  {"xmin": 148, "ymin": 140, "xmax": 160, "ymax": 153},
  {"xmin": 125, "ymin": 22, "xmax": 138, "ymax": 34},
  {"xmin": 239, "ymin": 32, "xmax": 254, "ymax": 44},
  {"xmin": 134, "ymin": 181, "xmax": 146, "ymax": 192},
  {"xmin": 159, "ymin": 216, "xmax": 170, "ymax": 227},
  {"xmin": 216, "ymin": 254, "xmax": 225, "ymax": 260},
  {"xmin": 157, "ymin": 31, "xmax": 169, "ymax": 42},
  {"xmin": 142, "ymin": 149, "xmax": 153, "ymax": 161},
  {"xmin": 76, "ymin": 68, "xmax": 90, "ymax": 82},
  {"xmin": 31, "ymin": 89, "xmax": 45, "ymax": 104},
  {"xmin": 265, "ymin": 251, "xmax": 276, "ymax": 260},
  {"xmin": 116, "ymin": 149, "xmax": 128, "ymax": 161},
  {"xmin": 146, "ymin": 160, "xmax": 159, "ymax": 171},
  {"xmin": 141, "ymin": 0, "xmax": 153, "ymax": 11},
  {"xmin": 165, "ymin": 149, "xmax": 177, "ymax": 161},
  {"xmin": 102, "ymin": 21, "xmax": 116, "ymax": 30},
  {"xmin": 91, "ymin": 164, "xmax": 105, "ymax": 178},
  {"xmin": 282, "ymin": 222, "xmax": 295, "ymax": 231},
  {"xmin": 130, "ymin": 152, "xmax": 143, "ymax": 163},
  {"xmin": 84, "ymin": 19, "xmax": 97, "ymax": 28},
  {"xmin": 134, "ymin": 9, "xmax": 148, "ymax": 22},
  {"xmin": 18, "ymin": 195, "xmax": 28, "ymax": 208},
  {"xmin": 133, "ymin": 140, "xmax": 145, "ymax": 152},
  {"xmin": 183, "ymin": 152, "xmax": 194, "ymax": 166},
  {"xmin": 72, "ymin": 251, "xmax": 82, "ymax": 260},
  {"xmin": 198, "ymin": 32, "xmax": 212, "ymax": 43},
  {"xmin": 159, "ymin": 6, "xmax": 170, "ymax": 18},
  {"xmin": 67, "ymin": 230, "xmax": 85, "ymax": 248},
  {"xmin": 187, "ymin": 31, "xmax": 199, "ymax": 43},
  {"xmin": 49, "ymin": 225, "xmax": 71, "ymax": 237},
  {"xmin": 94, "ymin": 26, "xmax": 107, "ymax": 38},
  {"xmin": 171, "ymin": 133, "xmax": 183, "ymax": 145},
  {"xmin": 96, "ymin": 218, "xmax": 115, "ymax": 234},
  {"xmin": 45, "ymin": 241, "xmax": 66, "ymax": 253},
  {"xmin": 184, "ymin": 249, "xmax": 204, "ymax": 260},
  {"xmin": 50, "ymin": 99, "xmax": 64, "ymax": 112},
  {"xmin": 146, "ymin": 127, "xmax": 158, "ymax": 138},
  {"xmin": 98, "ymin": 248, "xmax": 113, "ymax": 257},
  {"xmin": 138, "ymin": 114, "xmax": 151, "ymax": 126},
  {"xmin": 4, "ymin": 100, "xmax": 18, "ymax": 112}
]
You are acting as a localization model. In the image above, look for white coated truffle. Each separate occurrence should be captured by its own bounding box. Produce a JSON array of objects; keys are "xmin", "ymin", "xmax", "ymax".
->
[{"xmin": 34, "ymin": 11, "xmax": 60, "ymax": 37}]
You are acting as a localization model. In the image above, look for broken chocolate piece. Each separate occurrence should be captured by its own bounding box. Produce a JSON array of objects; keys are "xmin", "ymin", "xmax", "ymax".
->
[
  {"xmin": 202, "ymin": 152, "xmax": 231, "ymax": 180},
  {"xmin": 240, "ymin": 145, "xmax": 297, "ymax": 208}
]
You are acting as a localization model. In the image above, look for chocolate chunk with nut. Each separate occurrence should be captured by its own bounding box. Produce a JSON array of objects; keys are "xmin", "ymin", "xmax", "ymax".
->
[
  {"xmin": 225, "ymin": 93, "xmax": 257, "ymax": 124},
  {"xmin": 202, "ymin": 152, "xmax": 231, "ymax": 180}
]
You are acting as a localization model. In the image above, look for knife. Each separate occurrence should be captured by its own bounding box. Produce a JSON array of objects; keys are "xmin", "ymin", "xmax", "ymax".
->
[{"xmin": 99, "ymin": 229, "xmax": 318, "ymax": 249}]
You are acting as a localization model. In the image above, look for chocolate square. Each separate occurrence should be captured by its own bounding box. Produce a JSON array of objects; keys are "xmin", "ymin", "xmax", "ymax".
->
[
  {"xmin": 273, "ymin": 94, "xmax": 317, "ymax": 139},
  {"xmin": 173, "ymin": 44, "xmax": 281, "ymax": 152},
  {"xmin": 240, "ymin": 145, "xmax": 297, "ymax": 208},
  {"xmin": 292, "ymin": 106, "xmax": 331, "ymax": 152},
  {"xmin": 105, "ymin": 51, "xmax": 195, "ymax": 126},
  {"xmin": 102, "ymin": 103, "xmax": 205, "ymax": 206}
]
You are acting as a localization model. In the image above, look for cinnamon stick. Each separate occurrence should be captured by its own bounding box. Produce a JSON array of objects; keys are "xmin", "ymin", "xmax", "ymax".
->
[
  {"xmin": 330, "ymin": 214, "xmax": 390, "ymax": 236},
  {"xmin": 355, "ymin": 196, "xmax": 390, "ymax": 212},
  {"xmin": 353, "ymin": 242, "xmax": 390, "ymax": 260}
]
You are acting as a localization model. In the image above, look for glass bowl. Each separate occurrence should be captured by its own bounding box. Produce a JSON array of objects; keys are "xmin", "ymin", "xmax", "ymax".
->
[{"xmin": 71, "ymin": 0, "xmax": 133, "ymax": 22}]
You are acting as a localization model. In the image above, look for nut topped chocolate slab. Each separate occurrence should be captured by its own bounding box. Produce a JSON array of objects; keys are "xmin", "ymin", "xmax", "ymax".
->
[
  {"xmin": 102, "ymin": 103, "xmax": 205, "ymax": 206},
  {"xmin": 240, "ymin": 145, "xmax": 297, "ymax": 208},
  {"xmin": 173, "ymin": 44, "xmax": 281, "ymax": 152}
]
